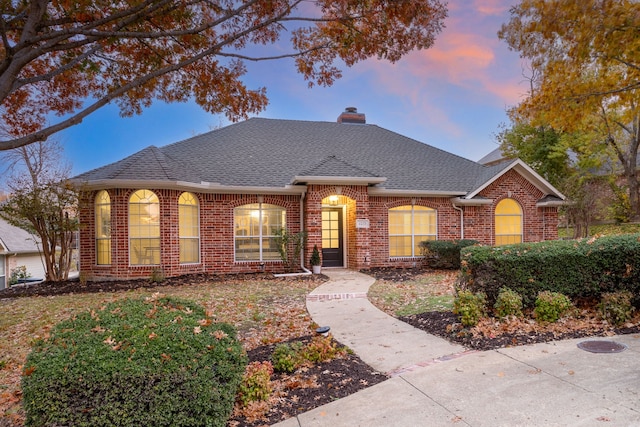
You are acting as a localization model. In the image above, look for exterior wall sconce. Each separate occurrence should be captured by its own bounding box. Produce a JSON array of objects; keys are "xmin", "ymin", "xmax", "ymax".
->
[{"xmin": 329, "ymin": 195, "xmax": 339, "ymax": 205}]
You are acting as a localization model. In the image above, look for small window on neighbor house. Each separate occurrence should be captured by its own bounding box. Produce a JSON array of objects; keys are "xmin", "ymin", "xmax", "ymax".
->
[
  {"xmin": 389, "ymin": 205, "xmax": 436, "ymax": 257},
  {"xmin": 95, "ymin": 190, "xmax": 111, "ymax": 265},
  {"xmin": 495, "ymin": 198, "xmax": 523, "ymax": 245},
  {"xmin": 129, "ymin": 189, "xmax": 160, "ymax": 265},
  {"xmin": 179, "ymin": 192, "xmax": 199, "ymax": 264},
  {"xmin": 234, "ymin": 203, "xmax": 285, "ymax": 261}
]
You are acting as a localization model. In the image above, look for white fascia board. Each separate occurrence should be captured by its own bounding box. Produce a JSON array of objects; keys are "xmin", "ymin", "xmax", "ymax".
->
[
  {"xmin": 291, "ymin": 176, "xmax": 387, "ymax": 185},
  {"xmin": 77, "ymin": 179, "xmax": 307, "ymax": 195},
  {"xmin": 369, "ymin": 188, "xmax": 467, "ymax": 197},
  {"xmin": 467, "ymin": 159, "xmax": 567, "ymax": 200},
  {"xmin": 536, "ymin": 199, "xmax": 569, "ymax": 208},
  {"xmin": 450, "ymin": 197, "xmax": 494, "ymax": 206}
]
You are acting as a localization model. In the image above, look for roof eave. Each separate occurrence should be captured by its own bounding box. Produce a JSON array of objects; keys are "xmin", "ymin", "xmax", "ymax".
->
[
  {"xmin": 536, "ymin": 200, "xmax": 569, "ymax": 208},
  {"xmin": 291, "ymin": 176, "xmax": 387, "ymax": 185},
  {"xmin": 450, "ymin": 197, "xmax": 494, "ymax": 206},
  {"xmin": 75, "ymin": 179, "xmax": 307, "ymax": 195},
  {"xmin": 370, "ymin": 188, "xmax": 467, "ymax": 197}
]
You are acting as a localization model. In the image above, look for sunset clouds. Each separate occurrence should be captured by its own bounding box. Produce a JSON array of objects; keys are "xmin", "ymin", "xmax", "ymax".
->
[{"xmin": 57, "ymin": 1, "xmax": 528, "ymax": 177}]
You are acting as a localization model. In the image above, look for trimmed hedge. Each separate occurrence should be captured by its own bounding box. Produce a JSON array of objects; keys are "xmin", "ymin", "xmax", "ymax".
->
[
  {"xmin": 459, "ymin": 234, "xmax": 640, "ymax": 307},
  {"xmin": 420, "ymin": 239, "xmax": 478, "ymax": 269},
  {"xmin": 22, "ymin": 296, "xmax": 247, "ymax": 427}
]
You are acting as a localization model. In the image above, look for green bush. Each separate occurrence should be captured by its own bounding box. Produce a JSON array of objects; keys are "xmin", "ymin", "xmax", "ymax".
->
[
  {"xmin": 460, "ymin": 234, "xmax": 640, "ymax": 307},
  {"xmin": 598, "ymin": 291, "xmax": 635, "ymax": 326},
  {"xmin": 534, "ymin": 291, "xmax": 574, "ymax": 323},
  {"xmin": 420, "ymin": 239, "xmax": 478, "ymax": 269},
  {"xmin": 22, "ymin": 295, "xmax": 247, "ymax": 427},
  {"xmin": 238, "ymin": 361, "xmax": 273, "ymax": 407},
  {"xmin": 493, "ymin": 288, "xmax": 523, "ymax": 318},
  {"xmin": 453, "ymin": 290, "xmax": 487, "ymax": 327},
  {"xmin": 271, "ymin": 341, "xmax": 304, "ymax": 373}
]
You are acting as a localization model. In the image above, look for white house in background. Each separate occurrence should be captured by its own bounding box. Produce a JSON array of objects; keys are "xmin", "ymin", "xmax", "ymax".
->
[{"xmin": 0, "ymin": 218, "xmax": 46, "ymax": 289}]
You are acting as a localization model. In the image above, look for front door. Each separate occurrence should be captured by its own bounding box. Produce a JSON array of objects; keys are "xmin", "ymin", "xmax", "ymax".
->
[{"xmin": 321, "ymin": 208, "xmax": 343, "ymax": 267}]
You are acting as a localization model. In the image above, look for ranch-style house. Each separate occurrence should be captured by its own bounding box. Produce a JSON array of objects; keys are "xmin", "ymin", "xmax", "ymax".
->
[{"xmin": 74, "ymin": 108, "xmax": 565, "ymax": 280}]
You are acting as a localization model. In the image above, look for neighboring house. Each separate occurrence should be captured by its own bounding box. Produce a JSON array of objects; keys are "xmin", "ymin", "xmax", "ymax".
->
[
  {"xmin": 0, "ymin": 218, "xmax": 45, "ymax": 289},
  {"xmin": 74, "ymin": 108, "xmax": 566, "ymax": 280}
]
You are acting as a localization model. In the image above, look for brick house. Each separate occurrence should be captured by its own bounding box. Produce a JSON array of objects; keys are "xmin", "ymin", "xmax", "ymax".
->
[{"xmin": 74, "ymin": 108, "xmax": 565, "ymax": 280}]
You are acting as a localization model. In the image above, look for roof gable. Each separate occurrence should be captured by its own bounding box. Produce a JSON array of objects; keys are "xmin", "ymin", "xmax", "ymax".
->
[
  {"xmin": 0, "ymin": 218, "xmax": 41, "ymax": 254},
  {"xmin": 466, "ymin": 159, "xmax": 566, "ymax": 200}
]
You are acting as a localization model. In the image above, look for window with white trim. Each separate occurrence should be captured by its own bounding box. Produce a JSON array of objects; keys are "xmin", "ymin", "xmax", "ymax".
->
[
  {"xmin": 179, "ymin": 192, "xmax": 200, "ymax": 264},
  {"xmin": 495, "ymin": 198, "xmax": 523, "ymax": 245},
  {"xmin": 129, "ymin": 189, "xmax": 160, "ymax": 265},
  {"xmin": 95, "ymin": 190, "xmax": 111, "ymax": 265},
  {"xmin": 234, "ymin": 203, "xmax": 285, "ymax": 261},
  {"xmin": 389, "ymin": 205, "xmax": 436, "ymax": 257}
]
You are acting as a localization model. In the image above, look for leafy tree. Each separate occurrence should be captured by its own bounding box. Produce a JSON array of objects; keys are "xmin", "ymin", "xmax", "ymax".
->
[
  {"xmin": 499, "ymin": 0, "xmax": 640, "ymax": 220},
  {"xmin": 497, "ymin": 122, "xmax": 570, "ymax": 188},
  {"xmin": 0, "ymin": 140, "xmax": 79, "ymax": 281},
  {"xmin": 0, "ymin": 0, "xmax": 447, "ymax": 150}
]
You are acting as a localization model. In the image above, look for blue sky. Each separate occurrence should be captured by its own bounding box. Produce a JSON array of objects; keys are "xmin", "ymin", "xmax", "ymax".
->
[{"xmin": 41, "ymin": 1, "xmax": 526, "ymax": 177}]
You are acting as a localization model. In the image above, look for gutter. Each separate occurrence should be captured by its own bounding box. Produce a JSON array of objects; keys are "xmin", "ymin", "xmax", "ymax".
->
[
  {"xmin": 274, "ymin": 189, "xmax": 312, "ymax": 278},
  {"xmin": 451, "ymin": 204, "xmax": 464, "ymax": 239}
]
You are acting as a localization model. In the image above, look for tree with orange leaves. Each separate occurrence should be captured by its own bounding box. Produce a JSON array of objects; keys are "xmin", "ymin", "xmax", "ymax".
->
[
  {"xmin": 499, "ymin": 0, "xmax": 640, "ymax": 220},
  {"xmin": 0, "ymin": 0, "xmax": 447, "ymax": 151}
]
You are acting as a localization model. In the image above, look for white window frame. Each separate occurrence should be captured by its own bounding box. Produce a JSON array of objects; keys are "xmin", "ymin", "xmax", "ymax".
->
[{"xmin": 389, "ymin": 205, "xmax": 437, "ymax": 257}]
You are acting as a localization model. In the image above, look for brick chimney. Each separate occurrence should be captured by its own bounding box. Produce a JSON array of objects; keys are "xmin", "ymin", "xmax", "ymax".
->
[{"xmin": 337, "ymin": 107, "xmax": 366, "ymax": 124}]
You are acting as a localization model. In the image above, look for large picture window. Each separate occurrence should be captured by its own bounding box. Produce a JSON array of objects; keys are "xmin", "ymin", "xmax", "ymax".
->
[
  {"xmin": 129, "ymin": 189, "xmax": 160, "ymax": 265},
  {"xmin": 95, "ymin": 190, "xmax": 111, "ymax": 265},
  {"xmin": 234, "ymin": 203, "xmax": 285, "ymax": 261},
  {"xmin": 389, "ymin": 205, "xmax": 436, "ymax": 257},
  {"xmin": 179, "ymin": 192, "xmax": 199, "ymax": 264},
  {"xmin": 495, "ymin": 198, "xmax": 523, "ymax": 245}
]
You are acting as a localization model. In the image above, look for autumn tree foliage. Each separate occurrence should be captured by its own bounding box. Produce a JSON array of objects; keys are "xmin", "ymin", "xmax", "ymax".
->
[
  {"xmin": 0, "ymin": 140, "xmax": 79, "ymax": 282},
  {"xmin": 0, "ymin": 0, "xmax": 447, "ymax": 150},
  {"xmin": 499, "ymin": 0, "xmax": 640, "ymax": 220}
]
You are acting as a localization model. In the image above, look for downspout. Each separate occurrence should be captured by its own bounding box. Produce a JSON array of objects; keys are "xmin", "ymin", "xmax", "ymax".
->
[
  {"xmin": 274, "ymin": 190, "xmax": 311, "ymax": 277},
  {"xmin": 452, "ymin": 203, "xmax": 464, "ymax": 240}
]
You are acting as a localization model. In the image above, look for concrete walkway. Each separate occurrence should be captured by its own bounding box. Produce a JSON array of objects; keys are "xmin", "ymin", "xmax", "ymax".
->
[{"xmin": 274, "ymin": 269, "xmax": 640, "ymax": 427}]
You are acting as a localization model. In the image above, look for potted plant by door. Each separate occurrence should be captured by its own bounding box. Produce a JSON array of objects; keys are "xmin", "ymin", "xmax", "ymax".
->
[{"xmin": 310, "ymin": 245, "xmax": 322, "ymax": 274}]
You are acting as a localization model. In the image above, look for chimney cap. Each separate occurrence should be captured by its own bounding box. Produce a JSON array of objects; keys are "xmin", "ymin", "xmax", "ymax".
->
[{"xmin": 337, "ymin": 107, "xmax": 366, "ymax": 124}]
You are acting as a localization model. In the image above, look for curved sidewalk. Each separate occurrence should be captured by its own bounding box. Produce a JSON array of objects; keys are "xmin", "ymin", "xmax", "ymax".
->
[
  {"xmin": 304, "ymin": 268, "xmax": 467, "ymax": 375},
  {"xmin": 274, "ymin": 269, "xmax": 640, "ymax": 427}
]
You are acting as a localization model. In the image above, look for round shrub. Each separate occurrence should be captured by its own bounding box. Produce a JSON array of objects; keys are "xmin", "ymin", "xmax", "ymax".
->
[
  {"xmin": 22, "ymin": 295, "xmax": 247, "ymax": 427},
  {"xmin": 493, "ymin": 287, "xmax": 523, "ymax": 318},
  {"xmin": 534, "ymin": 291, "xmax": 574, "ymax": 323},
  {"xmin": 271, "ymin": 341, "xmax": 304, "ymax": 373},
  {"xmin": 598, "ymin": 291, "xmax": 635, "ymax": 326},
  {"xmin": 453, "ymin": 290, "xmax": 487, "ymax": 327}
]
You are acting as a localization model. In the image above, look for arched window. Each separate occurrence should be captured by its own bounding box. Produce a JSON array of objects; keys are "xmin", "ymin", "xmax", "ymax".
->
[
  {"xmin": 129, "ymin": 190, "xmax": 160, "ymax": 265},
  {"xmin": 179, "ymin": 192, "xmax": 199, "ymax": 264},
  {"xmin": 495, "ymin": 198, "xmax": 523, "ymax": 245},
  {"xmin": 234, "ymin": 203, "xmax": 285, "ymax": 261},
  {"xmin": 389, "ymin": 205, "xmax": 436, "ymax": 257},
  {"xmin": 95, "ymin": 190, "xmax": 111, "ymax": 265}
]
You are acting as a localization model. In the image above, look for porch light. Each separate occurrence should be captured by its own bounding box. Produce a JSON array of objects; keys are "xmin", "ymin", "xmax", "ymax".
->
[{"xmin": 329, "ymin": 195, "xmax": 339, "ymax": 205}]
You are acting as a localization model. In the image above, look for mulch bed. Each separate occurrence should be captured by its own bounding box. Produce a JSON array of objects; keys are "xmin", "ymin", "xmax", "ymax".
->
[{"xmin": 229, "ymin": 336, "xmax": 387, "ymax": 427}]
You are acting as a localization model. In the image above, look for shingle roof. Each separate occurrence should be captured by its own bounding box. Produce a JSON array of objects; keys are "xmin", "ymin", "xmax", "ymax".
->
[
  {"xmin": 75, "ymin": 118, "xmax": 557, "ymax": 196},
  {"xmin": 0, "ymin": 218, "xmax": 41, "ymax": 254}
]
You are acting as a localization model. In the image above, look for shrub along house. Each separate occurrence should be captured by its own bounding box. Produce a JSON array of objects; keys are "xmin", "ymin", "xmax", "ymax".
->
[{"xmin": 74, "ymin": 108, "xmax": 565, "ymax": 280}]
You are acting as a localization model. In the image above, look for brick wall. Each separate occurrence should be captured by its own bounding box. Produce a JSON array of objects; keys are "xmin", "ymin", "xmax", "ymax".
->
[{"xmin": 79, "ymin": 170, "xmax": 559, "ymax": 279}]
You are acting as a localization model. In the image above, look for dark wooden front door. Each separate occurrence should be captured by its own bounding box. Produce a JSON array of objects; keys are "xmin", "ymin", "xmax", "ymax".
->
[{"xmin": 321, "ymin": 208, "xmax": 343, "ymax": 267}]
